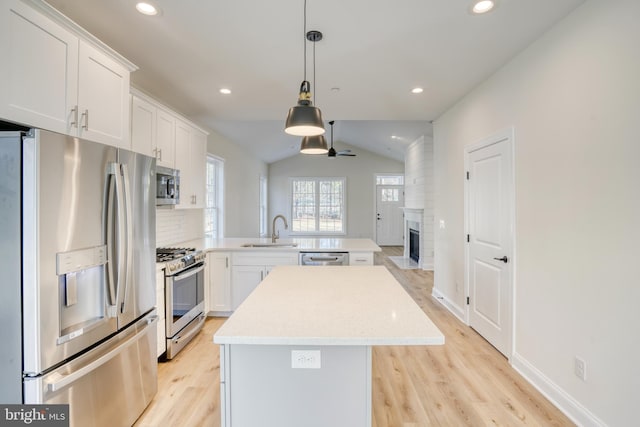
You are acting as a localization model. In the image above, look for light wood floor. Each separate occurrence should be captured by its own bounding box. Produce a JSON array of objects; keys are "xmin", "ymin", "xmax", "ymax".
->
[{"xmin": 135, "ymin": 247, "xmax": 574, "ymax": 426}]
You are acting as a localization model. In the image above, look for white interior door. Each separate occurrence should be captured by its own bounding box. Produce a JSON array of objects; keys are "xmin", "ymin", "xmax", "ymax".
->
[
  {"xmin": 376, "ymin": 185, "xmax": 404, "ymax": 246},
  {"xmin": 466, "ymin": 129, "xmax": 514, "ymax": 357}
]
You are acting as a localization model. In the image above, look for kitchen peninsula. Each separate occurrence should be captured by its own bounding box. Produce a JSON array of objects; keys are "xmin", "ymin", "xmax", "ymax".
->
[
  {"xmin": 180, "ymin": 237, "xmax": 382, "ymax": 314},
  {"xmin": 213, "ymin": 266, "xmax": 444, "ymax": 427}
]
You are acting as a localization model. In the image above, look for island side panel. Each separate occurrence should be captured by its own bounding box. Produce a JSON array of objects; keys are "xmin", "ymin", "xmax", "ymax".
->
[{"xmin": 225, "ymin": 344, "xmax": 371, "ymax": 427}]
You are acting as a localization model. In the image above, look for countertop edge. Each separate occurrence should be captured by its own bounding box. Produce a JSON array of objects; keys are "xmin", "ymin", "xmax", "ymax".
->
[{"xmin": 213, "ymin": 336, "xmax": 445, "ymax": 346}]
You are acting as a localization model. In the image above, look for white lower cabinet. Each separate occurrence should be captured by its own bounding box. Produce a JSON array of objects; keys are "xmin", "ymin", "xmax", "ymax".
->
[
  {"xmin": 349, "ymin": 252, "xmax": 374, "ymax": 265},
  {"xmin": 230, "ymin": 252, "xmax": 298, "ymax": 311},
  {"xmin": 207, "ymin": 252, "xmax": 231, "ymax": 314},
  {"xmin": 155, "ymin": 268, "xmax": 166, "ymax": 358},
  {"xmin": 231, "ymin": 266, "xmax": 266, "ymax": 310}
]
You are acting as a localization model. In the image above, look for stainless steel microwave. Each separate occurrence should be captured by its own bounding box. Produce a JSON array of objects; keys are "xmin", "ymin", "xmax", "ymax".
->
[{"xmin": 156, "ymin": 166, "xmax": 180, "ymax": 205}]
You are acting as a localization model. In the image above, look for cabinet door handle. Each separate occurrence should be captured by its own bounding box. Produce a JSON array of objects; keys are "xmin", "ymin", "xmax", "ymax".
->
[
  {"xmin": 81, "ymin": 110, "xmax": 89, "ymax": 130},
  {"xmin": 225, "ymin": 257, "xmax": 229, "ymax": 269},
  {"xmin": 70, "ymin": 106, "xmax": 79, "ymax": 128},
  {"xmin": 158, "ymin": 148, "xmax": 162, "ymax": 161}
]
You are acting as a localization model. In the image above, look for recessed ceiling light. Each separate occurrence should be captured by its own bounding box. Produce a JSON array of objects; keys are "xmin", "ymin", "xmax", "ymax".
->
[
  {"xmin": 391, "ymin": 135, "xmax": 398, "ymax": 139},
  {"xmin": 472, "ymin": 0, "xmax": 495, "ymax": 14},
  {"xmin": 411, "ymin": 87, "xmax": 424, "ymax": 94},
  {"xmin": 219, "ymin": 88, "xmax": 232, "ymax": 95},
  {"xmin": 136, "ymin": 2, "xmax": 159, "ymax": 16}
]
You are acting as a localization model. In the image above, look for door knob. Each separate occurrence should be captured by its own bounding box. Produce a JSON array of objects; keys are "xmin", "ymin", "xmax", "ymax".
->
[{"xmin": 493, "ymin": 256, "xmax": 508, "ymax": 263}]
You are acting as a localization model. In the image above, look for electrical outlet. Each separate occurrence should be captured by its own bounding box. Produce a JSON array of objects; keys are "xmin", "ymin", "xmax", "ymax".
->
[
  {"xmin": 291, "ymin": 350, "xmax": 321, "ymax": 369},
  {"xmin": 574, "ymin": 357, "xmax": 586, "ymax": 381}
]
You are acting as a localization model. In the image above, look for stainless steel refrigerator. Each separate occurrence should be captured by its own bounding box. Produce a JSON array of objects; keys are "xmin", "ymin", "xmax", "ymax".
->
[{"xmin": 0, "ymin": 128, "xmax": 158, "ymax": 426}]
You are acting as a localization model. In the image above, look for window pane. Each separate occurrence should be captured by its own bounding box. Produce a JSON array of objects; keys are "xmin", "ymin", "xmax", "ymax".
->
[
  {"xmin": 376, "ymin": 175, "xmax": 404, "ymax": 185},
  {"xmin": 319, "ymin": 179, "xmax": 343, "ymax": 232},
  {"xmin": 381, "ymin": 188, "xmax": 400, "ymax": 202},
  {"xmin": 292, "ymin": 179, "xmax": 316, "ymax": 232},
  {"xmin": 205, "ymin": 156, "xmax": 224, "ymax": 238}
]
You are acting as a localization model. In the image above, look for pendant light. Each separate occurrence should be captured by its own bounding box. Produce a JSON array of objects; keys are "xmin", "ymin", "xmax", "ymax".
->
[
  {"xmin": 300, "ymin": 135, "xmax": 328, "ymax": 154},
  {"xmin": 285, "ymin": 0, "xmax": 325, "ymax": 136},
  {"xmin": 299, "ymin": 29, "xmax": 328, "ymax": 154}
]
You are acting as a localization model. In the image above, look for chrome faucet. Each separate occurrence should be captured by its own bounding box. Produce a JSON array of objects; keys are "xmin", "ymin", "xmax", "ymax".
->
[{"xmin": 271, "ymin": 215, "xmax": 288, "ymax": 243}]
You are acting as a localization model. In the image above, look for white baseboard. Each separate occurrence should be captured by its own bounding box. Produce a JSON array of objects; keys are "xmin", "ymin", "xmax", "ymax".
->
[
  {"xmin": 511, "ymin": 352, "xmax": 607, "ymax": 427},
  {"xmin": 421, "ymin": 263, "xmax": 434, "ymax": 271},
  {"xmin": 431, "ymin": 287, "xmax": 465, "ymax": 323}
]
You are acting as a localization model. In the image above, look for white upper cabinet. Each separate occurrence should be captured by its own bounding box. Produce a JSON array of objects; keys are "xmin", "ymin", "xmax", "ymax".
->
[
  {"xmin": 77, "ymin": 41, "xmax": 130, "ymax": 148},
  {"xmin": 0, "ymin": 0, "xmax": 135, "ymax": 148},
  {"xmin": 190, "ymin": 129, "xmax": 207, "ymax": 208},
  {"xmin": 156, "ymin": 109, "xmax": 176, "ymax": 168},
  {"xmin": 0, "ymin": 0, "xmax": 78, "ymax": 133},
  {"xmin": 175, "ymin": 119, "xmax": 207, "ymax": 209},
  {"xmin": 131, "ymin": 95, "xmax": 156, "ymax": 158},
  {"xmin": 130, "ymin": 91, "xmax": 177, "ymax": 168}
]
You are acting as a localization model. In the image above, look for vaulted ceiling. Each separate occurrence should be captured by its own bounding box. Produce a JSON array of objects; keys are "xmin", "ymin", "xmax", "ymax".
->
[{"xmin": 46, "ymin": 0, "xmax": 585, "ymax": 163}]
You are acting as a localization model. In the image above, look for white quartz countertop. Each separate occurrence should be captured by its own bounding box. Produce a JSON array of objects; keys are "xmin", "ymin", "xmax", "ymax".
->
[
  {"xmin": 176, "ymin": 237, "xmax": 381, "ymax": 253},
  {"xmin": 213, "ymin": 266, "xmax": 445, "ymax": 346}
]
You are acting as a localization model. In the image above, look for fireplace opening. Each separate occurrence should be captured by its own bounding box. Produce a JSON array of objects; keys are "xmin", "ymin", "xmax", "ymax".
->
[{"xmin": 409, "ymin": 228, "xmax": 420, "ymax": 263}]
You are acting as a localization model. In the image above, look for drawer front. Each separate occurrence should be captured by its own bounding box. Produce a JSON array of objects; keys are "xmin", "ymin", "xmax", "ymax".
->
[{"xmin": 348, "ymin": 252, "xmax": 374, "ymax": 266}]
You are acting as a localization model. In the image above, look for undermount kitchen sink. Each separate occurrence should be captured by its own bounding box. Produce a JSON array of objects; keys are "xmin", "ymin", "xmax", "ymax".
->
[{"xmin": 241, "ymin": 243, "xmax": 299, "ymax": 248}]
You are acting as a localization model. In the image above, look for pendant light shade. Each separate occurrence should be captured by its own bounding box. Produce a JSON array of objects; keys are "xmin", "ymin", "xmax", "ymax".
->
[
  {"xmin": 285, "ymin": 1, "xmax": 325, "ymax": 137},
  {"xmin": 300, "ymin": 134, "xmax": 328, "ymax": 154},
  {"xmin": 285, "ymin": 81, "xmax": 325, "ymax": 136}
]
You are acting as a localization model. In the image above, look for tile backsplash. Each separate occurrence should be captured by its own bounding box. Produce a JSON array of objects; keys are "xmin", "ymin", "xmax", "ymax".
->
[{"xmin": 156, "ymin": 208, "xmax": 204, "ymax": 247}]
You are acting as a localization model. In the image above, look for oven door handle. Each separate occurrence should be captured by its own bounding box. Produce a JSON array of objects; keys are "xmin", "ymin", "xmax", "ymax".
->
[{"xmin": 171, "ymin": 264, "xmax": 205, "ymax": 281}]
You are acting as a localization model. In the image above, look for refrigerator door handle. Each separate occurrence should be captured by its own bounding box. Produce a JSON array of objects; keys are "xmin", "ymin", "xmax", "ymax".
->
[
  {"xmin": 120, "ymin": 163, "xmax": 133, "ymax": 314},
  {"xmin": 107, "ymin": 163, "xmax": 127, "ymax": 316},
  {"xmin": 47, "ymin": 315, "xmax": 158, "ymax": 393},
  {"xmin": 106, "ymin": 165, "xmax": 119, "ymax": 316}
]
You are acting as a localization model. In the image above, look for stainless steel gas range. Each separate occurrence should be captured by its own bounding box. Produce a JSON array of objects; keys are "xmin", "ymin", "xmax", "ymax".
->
[{"xmin": 156, "ymin": 247, "xmax": 207, "ymax": 359}]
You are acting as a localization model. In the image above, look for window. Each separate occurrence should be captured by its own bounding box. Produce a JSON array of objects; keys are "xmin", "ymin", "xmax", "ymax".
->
[
  {"xmin": 259, "ymin": 176, "xmax": 268, "ymax": 237},
  {"xmin": 380, "ymin": 188, "xmax": 400, "ymax": 202},
  {"xmin": 205, "ymin": 155, "xmax": 224, "ymax": 239},
  {"xmin": 291, "ymin": 178, "xmax": 346, "ymax": 234},
  {"xmin": 376, "ymin": 174, "xmax": 404, "ymax": 185}
]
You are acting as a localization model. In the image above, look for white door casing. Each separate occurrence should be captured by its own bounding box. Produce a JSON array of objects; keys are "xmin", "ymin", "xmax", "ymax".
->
[
  {"xmin": 376, "ymin": 185, "xmax": 404, "ymax": 246},
  {"xmin": 465, "ymin": 128, "xmax": 514, "ymax": 358}
]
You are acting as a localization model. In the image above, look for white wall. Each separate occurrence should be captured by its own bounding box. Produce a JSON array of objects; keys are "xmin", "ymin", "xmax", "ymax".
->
[
  {"xmin": 207, "ymin": 128, "xmax": 268, "ymax": 238},
  {"xmin": 269, "ymin": 143, "xmax": 404, "ymax": 239},
  {"xmin": 433, "ymin": 1, "xmax": 640, "ymax": 425}
]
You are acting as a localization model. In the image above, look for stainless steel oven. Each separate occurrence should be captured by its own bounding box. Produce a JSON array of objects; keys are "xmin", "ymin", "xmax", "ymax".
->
[{"xmin": 157, "ymin": 248, "xmax": 206, "ymax": 359}]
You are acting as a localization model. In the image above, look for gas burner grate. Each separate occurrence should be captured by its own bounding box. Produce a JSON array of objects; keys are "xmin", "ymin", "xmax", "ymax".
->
[{"xmin": 156, "ymin": 247, "xmax": 196, "ymax": 262}]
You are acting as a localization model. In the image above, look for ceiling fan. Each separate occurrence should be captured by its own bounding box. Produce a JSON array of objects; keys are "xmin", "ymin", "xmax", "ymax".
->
[{"xmin": 328, "ymin": 121, "xmax": 356, "ymax": 158}]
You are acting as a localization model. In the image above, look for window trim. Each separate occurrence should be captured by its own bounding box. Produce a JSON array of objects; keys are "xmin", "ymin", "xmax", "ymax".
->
[
  {"xmin": 205, "ymin": 154, "xmax": 224, "ymax": 239},
  {"xmin": 259, "ymin": 175, "xmax": 268, "ymax": 238},
  {"xmin": 289, "ymin": 177, "xmax": 347, "ymax": 236}
]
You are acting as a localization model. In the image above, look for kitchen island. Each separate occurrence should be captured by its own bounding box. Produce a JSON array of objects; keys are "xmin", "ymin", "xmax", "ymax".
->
[{"xmin": 213, "ymin": 265, "xmax": 444, "ymax": 427}]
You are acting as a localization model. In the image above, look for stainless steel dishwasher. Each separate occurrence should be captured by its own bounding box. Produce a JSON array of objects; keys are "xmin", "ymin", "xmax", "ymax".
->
[{"xmin": 299, "ymin": 252, "xmax": 349, "ymax": 266}]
